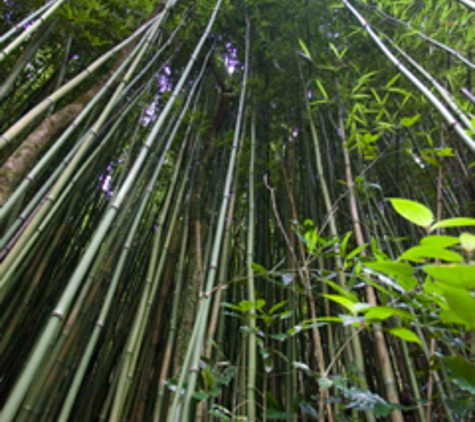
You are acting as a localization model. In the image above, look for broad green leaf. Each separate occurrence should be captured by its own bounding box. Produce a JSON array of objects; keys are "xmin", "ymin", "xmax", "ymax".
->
[
  {"xmin": 438, "ymin": 284, "xmax": 475, "ymax": 329},
  {"xmin": 434, "ymin": 147, "xmax": 454, "ymax": 157},
  {"xmin": 322, "ymin": 278, "xmax": 358, "ymax": 302},
  {"xmin": 318, "ymin": 377, "xmax": 333, "ymax": 389},
  {"xmin": 365, "ymin": 261, "xmax": 417, "ymax": 290},
  {"xmin": 389, "ymin": 327, "xmax": 421, "ymax": 345},
  {"xmin": 460, "ymin": 232, "xmax": 475, "ymax": 253},
  {"xmin": 193, "ymin": 391, "xmax": 209, "ymax": 401},
  {"xmin": 238, "ymin": 299, "xmax": 265, "ymax": 313},
  {"xmin": 353, "ymin": 302, "xmax": 371, "ymax": 313},
  {"xmin": 445, "ymin": 356, "xmax": 475, "ymax": 394},
  {"xmin": 322, "ymin": 294, "xmax": 356, "ymax": 314},
  {"xmin": 363, "ymin": 306, "xmax": 415, "ymax": 321},
  {"xmin": 431, "ymin": 217, "xmax": 475, "ymax": 230},
  {"xmin": 399, "ymin": 246, "xmax": 463, "ymax": 263},
  {"xmin": 304, "ymin": 229, "xmax": 318, "ymax": 246},
  {"xmin": 420, "ymin": 235, "xmax": 460, "ymax": 248},
  {"xmin": 439, "ymin": 309, "xmax": 467, "ymax": 326},
  {"xmin": 389, "ymin": 198, "xmax": 434, "ymax": 227},
  {"xmin": 423, "ymin": 264, "xmax": 475, "ymax": 289},
  {"xmin": 339, "ymin": 315, "xmax": 368, "ymax": 326},
  {"xmin": 203, "ymin": 367, "xmax": 215, "ymax": 388}
]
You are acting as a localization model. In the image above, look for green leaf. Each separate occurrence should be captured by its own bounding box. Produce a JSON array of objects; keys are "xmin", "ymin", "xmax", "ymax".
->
[
  {"xmin": 363, "ymin": 306, "xmax": 415, "ymax": 321},
  {"xmin": 346, "ymin": 243, "xmax": 368, "ymax": 260},
  {"xmin": 460, "ymin": 232, "xmax": 475, "ymax": 253},
  {"xmin": 431, "ymin": 217, "xmax": 475, "ymax": 230},
  {"xmin": 315, "ymin": 79, "xmax": 329, "ymax": 99},
  {"xmin": 388, "ymin": 327, "xmax": 421, "ymax": 345},
  {"xmin": 420, "ymin": 235, "xmax": 460, "ymax": 248},
  {"xmin": 193, "ymin": 391, "xmax": 209, "ymax": 401},
  {"xmin": 322, "ymin": 278, "xmax": 358, "ymax": 302},
  {"xmin": 238, "ymin": 299, "xmax": 265, "ymax": 313},
  {"xmin": 318, "ymin": 377, "xmax": 333, "ymax": 389},
  {"xmin": 423, "ymin": 264, "xmax": 475, "ymax": 289},
  {"xmin": 385, "ymin": 74, "xmax": 401, "ymax": 89},
  {"xmin": 389, "ymin": 198, "xmax": 434, "ymax": 227},
  {"xmin": 252, "ymin": 263, "xmax": 268, "ymax": 277},
  {"xmin": 298, "ymin": 38, "xmax": 312, "ymax": 59},
  {"xmin": 340, "ymin": 231, "xmax": 352, "ymax": 257},
  {"xmin": 439, "ymin": 309, "xmax": 467, "ymax": 326},
  {"xmin": 445, "ymin": 356, "xmax": 475, "ymax": 393},
  {"xmin": 438, "ymin": 284, "xmax": 475, "ymax": 329},
  {"xmin": 268, "ymin": 300, "xmax": 287, "ymax": 315},
  {"xmin": 339, "ymin": 315, "xmax": 368, "ymax": 326},
  {"xmin": 399, "ymin": 246, "xmax": 463, "ymax": 263},
  {"xmin": 322, "ymin": 294, "xmax": 356, "ymax": 314},
  {"xmin": 265, "ymin": 409, "xmax": 292, "ymax": 420},
  {"xmin": 365, "ymin": 261, "xmax": 417, "ymax": 290}
]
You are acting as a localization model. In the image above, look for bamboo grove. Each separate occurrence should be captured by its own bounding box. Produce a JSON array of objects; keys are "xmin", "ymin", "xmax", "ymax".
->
[{"xmin": 0, "ymin": 0, "xmax": 474, "ymax": 421}]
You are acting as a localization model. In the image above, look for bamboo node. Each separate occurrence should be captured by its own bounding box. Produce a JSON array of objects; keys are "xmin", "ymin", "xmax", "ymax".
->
[{"xmin": 52, "ymin": 310, "xmax": 65, "ymax": 320}]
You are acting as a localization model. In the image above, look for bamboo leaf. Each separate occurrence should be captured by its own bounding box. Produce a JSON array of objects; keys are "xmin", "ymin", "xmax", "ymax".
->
[
  {"xmin": 365, "ymin": 261, "xmax": 417, "ymax": 291},
  {"xmin": 399, "ymin": 246, "xmax": 463, "ymax": 263},
  {"xmin": 298, "ymin": 38, "xmax": 312, "ymax": 60},
  {"xmin": 431, "ymin": 217, "xmax": 475, "ymax": 230},
  {"xmin": 400, "ymin": 114, "xmax": 421, "ymax": 127},
  {"xmin": 389, "ymin": 327, "xmax": 421, "ymax": 345}
]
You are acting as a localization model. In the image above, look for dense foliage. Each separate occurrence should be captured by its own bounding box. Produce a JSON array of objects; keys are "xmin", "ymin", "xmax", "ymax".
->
[{"xmin": 1, "ymin": 0, "xmax": 474, "ymax": 421}]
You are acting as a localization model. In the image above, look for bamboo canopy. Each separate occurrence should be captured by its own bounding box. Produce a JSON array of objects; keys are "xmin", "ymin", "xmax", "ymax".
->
[{"xmin": 1, "ymin": 1, "xmax": 474, "ymax": 421}]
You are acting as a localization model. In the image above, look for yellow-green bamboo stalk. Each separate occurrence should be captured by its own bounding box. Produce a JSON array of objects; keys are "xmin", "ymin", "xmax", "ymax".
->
[
  {"xmin": 246, "ymin": 107, "xmax": 257, "ymax": 421},
  {"xmin": 0, "ymin": 14, "xmax": 158, "ymax": 151},
  {"xmin": 0, "ymin": 12, "xmax": 165, "ymax": 284},
  {"xmin": 338, "ymin": 103, "xmax": 404, "ymax": 422}
]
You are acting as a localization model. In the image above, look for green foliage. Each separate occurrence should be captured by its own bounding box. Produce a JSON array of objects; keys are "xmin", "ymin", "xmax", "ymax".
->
[
  {"xmin": 389, "ymin": 198, "xmax": 434, "ymax": 228},
  {"xmin": 59, "ymin": 0, "xmax": 155, "ymax": 46}
]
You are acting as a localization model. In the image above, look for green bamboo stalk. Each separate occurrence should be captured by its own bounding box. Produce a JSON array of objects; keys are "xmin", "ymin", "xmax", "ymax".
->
[
  {"xmin": 107, "ymin": 53, "xmax": 208, "ymax": 421},
  {"xmin": 0, "ymin": 41, "xmax": 151, "ymax": 225},
  {"xmin": 0, "ymin": 13, "xmax": 165, "ymax": 283},
  {"xmin": 337, "ymin": 103, "xmax": 405, "ymax": 422},
  {"xmin": 55, "ymin": 145, "xmax": 174, "ymax": 422},
  {"xmin": 0, "ymin": 26, "xmax": 53, "ymax": 102},
  {"xmin": 153, "ymin": 214, "xmax": 189, "ymax": 422},
  {"xmin": 246, "ymin": 107, "xmax": 257, "ymax": 421},
  {"xmin": 0, "ymin": 86, "xmax": 148, "ymax": 296},
  {"xmin": 167, "ymin": 3, "xmax": 245, "ymax": 418},
  {"xmin": 305, "ymin": 98, "xmax": 376, "ymax": 422},
  {"xmin": 0, "ymin": 14, "xmax": 159, "ymax": 151},
  {"xmin": 0, "ymin": 13, "xmax": 196, "ymax": 422}
]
